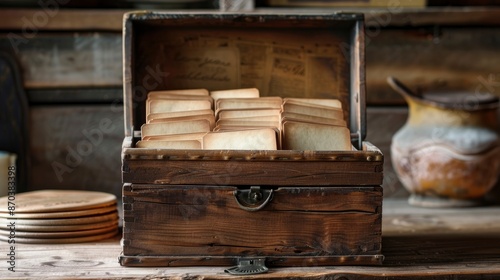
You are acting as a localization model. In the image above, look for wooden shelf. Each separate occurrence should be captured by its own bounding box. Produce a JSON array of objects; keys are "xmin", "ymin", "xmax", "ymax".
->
[
  {"xmin": 259, "ymin": 7, "xmax": 500, "ymax": 27},
  {"xmin": 0, "ymin": 8, "xmax": 126, "ymax": 31},
  {"xmin": 5, "ymin": 199, "xmax": 500, "ymax": 279},
  {"xmin": 0, "ymin": 7, "xmax": 500, "ymax": 32}
]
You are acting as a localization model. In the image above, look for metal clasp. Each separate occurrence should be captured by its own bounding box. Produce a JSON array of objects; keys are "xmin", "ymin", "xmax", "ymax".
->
[
  {"xmin": 225, "ymin": 258, "xmax": 268, "ymax": 275},
  {"xmin": 233, "ymin": 186, "xmax": 273, "ymax": 212}
]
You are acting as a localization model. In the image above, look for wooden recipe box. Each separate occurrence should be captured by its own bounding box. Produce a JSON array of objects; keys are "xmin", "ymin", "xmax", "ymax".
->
[{"xmin": 120, "ymin": 12, "xmax": 384, "ymax": 270}]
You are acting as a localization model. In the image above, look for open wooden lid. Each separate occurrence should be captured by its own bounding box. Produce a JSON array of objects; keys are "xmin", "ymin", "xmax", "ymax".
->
[{"xmin": 122, "ymin": 12, "xmax": 366, "ymax": 148}]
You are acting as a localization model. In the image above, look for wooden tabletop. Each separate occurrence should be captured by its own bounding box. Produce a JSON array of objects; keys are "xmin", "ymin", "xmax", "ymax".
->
[{"xmin": 2, "ymin": 198, "xmax": 500, "ymax": 279}]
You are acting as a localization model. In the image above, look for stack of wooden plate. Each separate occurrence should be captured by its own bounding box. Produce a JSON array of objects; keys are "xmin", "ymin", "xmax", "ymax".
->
[{"xmin": 0, "ymin": 190, "xmax": 119, "ymax": 244}]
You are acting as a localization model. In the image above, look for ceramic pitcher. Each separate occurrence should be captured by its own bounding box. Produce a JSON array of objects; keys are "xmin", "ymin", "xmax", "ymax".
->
[{"xmin": 388, "ymin": 77, "xmax": 500, "ymax": 207}]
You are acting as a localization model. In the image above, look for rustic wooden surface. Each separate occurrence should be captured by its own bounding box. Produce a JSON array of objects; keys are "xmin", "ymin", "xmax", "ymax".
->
[{"xmin": 2, "ymin": 198, "xmax": 500, "ymax": 279}]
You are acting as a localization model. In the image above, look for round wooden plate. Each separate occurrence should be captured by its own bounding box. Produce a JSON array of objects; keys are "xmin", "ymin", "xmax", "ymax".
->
[
  {"xmin": 0, "ymin": 220, "xmax": 118, "ymax": 232},
  {"xmin": 0, "ymin": 211, "xmax": 118, "ymax": 226},
  {"xmin": 0, "ymin": 205, "xmax": 117, "ymax": 219},
  {"xmin": 0, "ymin": 190, "xmax": 117, "ymax": 213},
  {"xmin": 0, "ymin": 228, "xmax": 119, "ymax": 244},
  {"xmin": 0, "ymin": 224, "xmax": 118, "ymax": 238}
]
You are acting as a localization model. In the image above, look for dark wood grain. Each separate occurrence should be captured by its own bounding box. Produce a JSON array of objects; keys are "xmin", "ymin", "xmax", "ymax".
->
[
  {"xmin": 122, "ymin": 157, "xmax": 383, "ymax": 186},
  {"xmin": 122, "ymin": 184, "xmax": 382, "ymax": 265},
  {"xmin": 126, "ymin": 184, "xmax": 382, "ymax": 212}
]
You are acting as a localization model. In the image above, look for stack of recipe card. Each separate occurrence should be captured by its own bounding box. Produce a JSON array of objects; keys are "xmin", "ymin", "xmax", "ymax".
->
[{"xmin": 139, "ymin": 88, "xmax": 352, "ymax": 151}]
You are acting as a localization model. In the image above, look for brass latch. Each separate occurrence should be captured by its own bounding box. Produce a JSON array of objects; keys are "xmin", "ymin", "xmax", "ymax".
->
[
  {"xmin": 233, "ymin": 186, "xmax": 273, "ymax": 212},
  {"xmin": 225, "ymin": 258, "xmax": 268, "ymax": 275}
]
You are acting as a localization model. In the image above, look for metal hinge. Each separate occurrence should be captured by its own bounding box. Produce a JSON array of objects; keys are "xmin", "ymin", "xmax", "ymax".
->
[{"xmin": 225, "ymin": 258, "xmax": 268, "ymax": 275}]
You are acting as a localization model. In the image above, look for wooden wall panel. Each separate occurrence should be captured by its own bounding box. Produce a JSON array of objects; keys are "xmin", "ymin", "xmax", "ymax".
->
[
  {"xmin": 366, "ymin": 27, "xmax": 500, "ymax": 105},
  {"xmin": 29, "ymin": 105, "xmax": 124, "ymax": 197},
  {"xmin": 0, "ymin": 32, "xmax": 122, "ymax": 88},
  {"xmin": 366, "ymin": 107, "xmax": 409, "ymax": 197}
]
